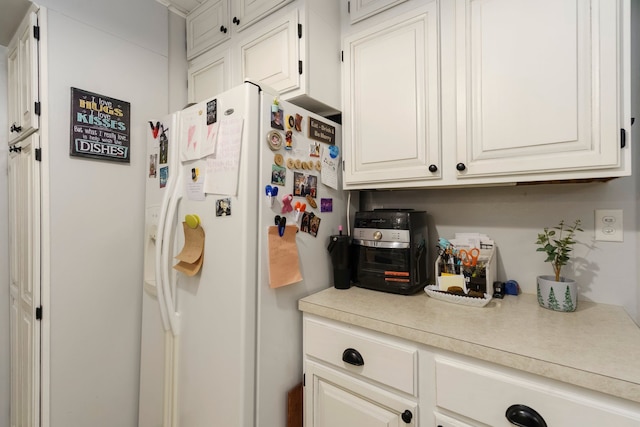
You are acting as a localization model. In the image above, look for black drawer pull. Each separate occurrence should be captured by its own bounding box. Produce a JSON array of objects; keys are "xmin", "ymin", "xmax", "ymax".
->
[
  {"xmin": 342, "ymin": 348, "xmax": 364, "ymax": 366},
  {"xmin": 505, "ymin": 404, "xmax": 547, "ymax": 427}
]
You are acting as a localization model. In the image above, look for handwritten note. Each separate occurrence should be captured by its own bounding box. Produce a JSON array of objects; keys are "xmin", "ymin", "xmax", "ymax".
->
[
  {"xmin": 204, "ymin": 117, "xmax": 244, "ymax": 196},
  {"xmin": 180, "ymin": 106, "xmax": 206, "ymax": 162},
  {"xmin": 321, "ymin": 146, "xmax": 339, "ymax": 190}
]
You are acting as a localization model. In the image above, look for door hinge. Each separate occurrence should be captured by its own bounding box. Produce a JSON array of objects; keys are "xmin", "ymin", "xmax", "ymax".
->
[
  {"xmin": 620, "ymin": 128, "xmax": 626, "ymax": 148},
  {"xmin": 33, "ymin": 25, "xmax": 40, "ymax": 40},
  {"xmin": 303, "ymin": 373, "xmax": 305, "ymax": 387},
  {"xmin": 36, "ymin": 306, "xmax": 42, "ymax": 320},
  {"xmin": 342, "ymin": 160, "xmax": 345, "ymax": 171},
  {"xmin": 35, "ymin": 148, "xmax": 42, "ymax": 161},
  {"xmin": 341, "ymin": 50, "xmax": 344, "ymax": 62},
  {"xmin": 35, "ymin": 101, "xmax": 41, "ymax": 116},
  {"xmin": 298, "ymin": 23, "xmax": 302, "ymax": 39},
  {"xmin": 298, "ymin": 60, "xmax": 303, "ymax": 75},
  {"xmin": 348, "ymin": 1, "xmax": 351, "ymax": 13}
]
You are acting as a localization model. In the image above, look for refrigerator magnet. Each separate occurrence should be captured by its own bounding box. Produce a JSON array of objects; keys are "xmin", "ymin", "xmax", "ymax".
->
[
  {"xmin": 267, "ymin": 131, "xmax": 283, "ymax": 150},
  {"xmin": 320, "ymin": 198, "xmax": 332, "ymax": 213},
  {"xmin": 294, "ymin": 114, "xmax": 303, "ymax": 132},
  {"xmin": 285, "ymin": 130, "xmax": 293, "ymax": 150},
  {"xmin": 274, "ymin": 153, "xmax": 284, "ymax": 167},
  {"xmin": 271, "ymin": 108, "xmax": 284, "ymax": 130},
  {"xmin": 287, "ymin": 115, "xmax": 294, "ymax": 129},
  {"xmin": 215, "ymin": 198, "xmax": 231, "ymax": 216},
  {"xmin": 271, "ymin": 164, "xmax": 286, "ymax": 186}
]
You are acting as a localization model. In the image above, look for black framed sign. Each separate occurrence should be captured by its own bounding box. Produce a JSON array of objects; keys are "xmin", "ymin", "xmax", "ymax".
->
[{"xmin": 70, "ymin": 87, "xmax": 131, "ymax": 162}]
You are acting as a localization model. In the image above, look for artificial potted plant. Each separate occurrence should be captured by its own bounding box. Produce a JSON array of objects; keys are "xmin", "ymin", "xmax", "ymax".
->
[{"xmin": 535, "ymin": 219, "xmax": 583, "ymax": 312}]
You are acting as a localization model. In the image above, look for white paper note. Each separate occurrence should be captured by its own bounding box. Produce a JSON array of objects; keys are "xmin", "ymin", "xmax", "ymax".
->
[
  {"xmin": 204, "ymin": 118, "xmax": 244, "ymax": 196},
  {"xmin": 321, "ymin": 146, "xmax": 339, "ymax": 190}
]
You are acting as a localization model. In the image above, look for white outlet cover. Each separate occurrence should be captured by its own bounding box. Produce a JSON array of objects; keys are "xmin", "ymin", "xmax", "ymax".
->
[{"xmin": 594, "ymin": 209, "xmax": 623, "ymax": 242}]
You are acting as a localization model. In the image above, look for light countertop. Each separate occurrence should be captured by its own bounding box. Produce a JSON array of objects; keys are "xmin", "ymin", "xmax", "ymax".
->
[{"xmin": 299, "ymin": 286, "xmax": 640, "ymax": 404}]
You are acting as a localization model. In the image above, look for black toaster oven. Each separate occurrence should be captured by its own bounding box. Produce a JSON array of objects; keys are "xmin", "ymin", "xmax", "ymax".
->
[{"xmin": 352, "ymin": 209, "xmax": 428, "ymax": 295}]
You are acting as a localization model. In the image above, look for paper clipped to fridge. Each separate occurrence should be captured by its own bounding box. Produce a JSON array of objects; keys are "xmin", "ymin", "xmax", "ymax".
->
[
  {"xmin": 267, "ymin": 225, "xmax": 303, "ymax": 288},
  {"xmin": 179, "ymin": 105, "xmax": 219, "ymax": 162},
  {"xmin": 173, "ymin": 222, "xmax": 205, "ymax": 276}
]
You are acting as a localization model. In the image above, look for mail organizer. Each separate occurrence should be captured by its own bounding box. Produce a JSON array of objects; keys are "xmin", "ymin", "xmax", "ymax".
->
[{"xmin": 435, "ymin": 246, "xmax": 496, "ymax": 295}]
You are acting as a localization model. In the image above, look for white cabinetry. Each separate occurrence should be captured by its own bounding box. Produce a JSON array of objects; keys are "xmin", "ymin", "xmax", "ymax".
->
[
  {"xmin": 347, "ymin": 0, "xmax": 408, "ymax": 24},
  {"xmin": 454, "ymin": 0, "xmax": 625, "ymax": 180},
  {"xmin": 342, "ymin": 4, "xmax": 440, "ymax": 186},
  {"xmin": 302, "ymin": 314, "xmax": 640, "ymax": 427},
  {"xmin": 186, "ymin": 0, "xmax": 230, "ymax": 60},
  {"xmin": 435, "ymin": 356, "xmax": 640, "ymax": 427},
  {"xmin": 187, "ymin": 0, "xmax": 341, "ymax": 116},
  {"xmin": 186, "ymin": 0, "xmax": 293, "ymax": 61},
  {"xmin": 8, "ymin": 134, "xmax": 41, "ymax": 427},
  {"xmin": 303, "ymin": 315, "xmax": 418, "ymax": 426},
  {"xmin": 7, "ymin": 8, "xmax": 40, "ymax": 145},
  {"xmin": 341, "ymin": 0, "xmax": 632, "ymax": 189},
  {"xmin": 231, "ymin": 0, "xmax": 293, "ymax": 32}
]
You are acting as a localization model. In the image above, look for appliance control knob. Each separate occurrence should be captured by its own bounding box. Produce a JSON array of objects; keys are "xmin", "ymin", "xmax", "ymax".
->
[{"xmin": 373, "ymin": 231, "xmax": 382, "ymax": 240}]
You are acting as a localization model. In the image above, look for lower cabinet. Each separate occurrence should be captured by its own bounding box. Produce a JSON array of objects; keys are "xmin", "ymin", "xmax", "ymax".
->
[
  {"xmin": 306, "ymin": 361, "xmax": 417, "ymax": 426},
  {"xmin": 303, "ymin": 315, "xmax": 418, "ymax": 426},
  {"xmin": 435, "ymin": 357, "xmax": 640, "ymax": 427},
  {"xmin": 303, "ymin": 314, "xmax": 640, "ymax": 427}
]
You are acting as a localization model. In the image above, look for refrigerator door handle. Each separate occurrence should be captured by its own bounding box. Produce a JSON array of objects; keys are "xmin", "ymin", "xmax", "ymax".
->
[
  {"xmin": 154, "ymin": 172, "xmax": 172, "ymax": 333},
  {"xmin": 161, "ymin": 171, "xmax": 183, "ymax": 336}
]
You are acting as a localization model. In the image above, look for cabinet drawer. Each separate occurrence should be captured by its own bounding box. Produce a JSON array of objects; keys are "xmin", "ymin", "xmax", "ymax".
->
[
  {"xmin": 436, "ymin": 358, "xmax": 640, "ymax": 426},
  {"xmin": 304, "ymin": 317, "xmax": 417, "ymax": 395}
]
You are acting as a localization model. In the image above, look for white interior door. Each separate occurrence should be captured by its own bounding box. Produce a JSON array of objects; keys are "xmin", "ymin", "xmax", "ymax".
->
[{"xmin": 8, "ymin": 133, "xmax": 41, "ymax": 427}]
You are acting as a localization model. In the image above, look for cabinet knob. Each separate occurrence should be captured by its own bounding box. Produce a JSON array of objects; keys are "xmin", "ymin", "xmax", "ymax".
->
[
  {"xmin": 505, "ymin": 404, "xmax": 547, "ymax": 427},
  {"xmin": 233, "ymin": 16, "xmax": 240, "ymax": 25},
  {"xmin": 341, "ymin": 348, "xmax": 364, "ymax": 366},
  {"xmin": 428, "ymin": 164, "xmax": 438, "ymax": 173},
  {"xmin": 456, "ymin": 162, "xmax": 466, "ymax": 172},
  {"xmin": 10, "ymin": 123, "xmax": 22, "ymax": 133},
  {"xmin": 219, "ymin": 25, "xmax": 227, "ymax": 33},
  {"xmin": 401, "ymin": 410, "xmax": 413, "ymax": 423}
]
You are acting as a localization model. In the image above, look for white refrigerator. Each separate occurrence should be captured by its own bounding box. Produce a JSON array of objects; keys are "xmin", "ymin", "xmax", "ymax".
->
[{"xmin": 138, "ymin": 82, "xmax": 345, "ymax": 427}]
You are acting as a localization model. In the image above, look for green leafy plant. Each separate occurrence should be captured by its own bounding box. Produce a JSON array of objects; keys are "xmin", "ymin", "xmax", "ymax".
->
[{"xmin": 535, "ymin": 219, "xmax": 583, "ymax": 282}]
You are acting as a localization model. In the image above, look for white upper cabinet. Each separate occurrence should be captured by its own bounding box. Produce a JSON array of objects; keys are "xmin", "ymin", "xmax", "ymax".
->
[
  {"xmin": 454, "ymin": 0, "xmax": 625, "ymax": 180},
  {"xmin": 341, "ymin": 0, "xmax": 632, "ymax": 189},
  {"xmin": 186, "ymin": 0, "xmax": 230, "ymax": 60},
  {"xmin": 347, "ymin": 0, "xmax": 408, "ymax": 24},
  {"xmin": 239, "ymin": 10, "xmax": 299, "ymax": 95},
  {"xmin": 231, "ymin": 0, "xmax": 293, "ymax": 32},
  {"xmin": 187, "ymin": 0, "xmax": 341, "ymax": 115},
  {"xmin": 186, "ymin": 0, "xmax": 293, "ymax": 60},
  {"xmin": 8, "ymin": 8, "xmax": 40, "ymax": 145},
  {"xmin": 342, "ymin": 4, "xmax": 440, "ymax": 187}
]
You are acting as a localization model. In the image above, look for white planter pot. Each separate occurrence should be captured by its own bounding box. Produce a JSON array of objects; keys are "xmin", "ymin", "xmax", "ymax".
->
[{"xmin": 536, "ymin": 275, "xmax": 577, "ymax": 312}]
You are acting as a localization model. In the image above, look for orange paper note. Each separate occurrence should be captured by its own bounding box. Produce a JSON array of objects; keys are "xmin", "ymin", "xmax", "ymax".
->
[
  {"xmin": 173, "ymin": 222, "xmax": 205, "ymax": 276},
  {"xmin": 268, "ymin": 225, "xmax": 302, "ymax": 288}
]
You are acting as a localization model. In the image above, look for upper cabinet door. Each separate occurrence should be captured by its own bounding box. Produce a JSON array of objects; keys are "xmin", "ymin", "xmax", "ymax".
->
[
  {"xmin": 231, "ymin": 0, "xmax": 293, "ymax": 32},
  {"xmin": 455, "ymin": 0, "xmax": 623, "ymax": 178},
  {"xmin": 348, "ymin": 0, "xmax": 408, "ymax": 24},
  {"xmin": 238, "ymin": 10, "xmax": 299, "ymax": 93},
  {"xmin": 342, "ymin": 4, "xmax": 440, "ymax": 188},
  {"xmin": 8, "ymin": 9, "xmax": 39, "ymax": 145},
  {"xmin": 187, "ymin": 0, "xmax": 231, "ymax": 60}
]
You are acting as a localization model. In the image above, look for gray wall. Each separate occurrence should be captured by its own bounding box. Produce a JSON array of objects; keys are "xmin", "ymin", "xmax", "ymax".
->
[{"xmin": 38, "ymin": 0, "xmax": 169, "ymax": 425}]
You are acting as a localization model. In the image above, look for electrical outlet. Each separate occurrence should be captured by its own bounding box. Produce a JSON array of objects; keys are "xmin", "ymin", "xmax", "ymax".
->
[{"xmin": 594, "ymin": 209, "xmax": 623, "ymax": 242}]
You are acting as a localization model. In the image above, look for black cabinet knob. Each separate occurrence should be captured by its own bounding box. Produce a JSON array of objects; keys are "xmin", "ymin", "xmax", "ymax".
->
[
  {"xmin": 456, "ymin": 162, "xmax": 466, "ymax": 171},
  {"xmin": 401, "ymin": 410, "xmax": 413, "ymax": 423},
  {"xmin": 341, "ymin": 348, "xmax": 364, "ymax": 366},
  {"xmin": 219, "ymin": 25, "xmax": 227, "ymax": 33},
  {"xmin": 505, "ymin": 404, "xmax": 547, "ymax": 427},
  {"xmin": 428, "ymin": 164, "xmax": 438, "ymax": 173},
  {"xmin": 233, "ymin": 16, "xmax": 240, "ymax": 25}
]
